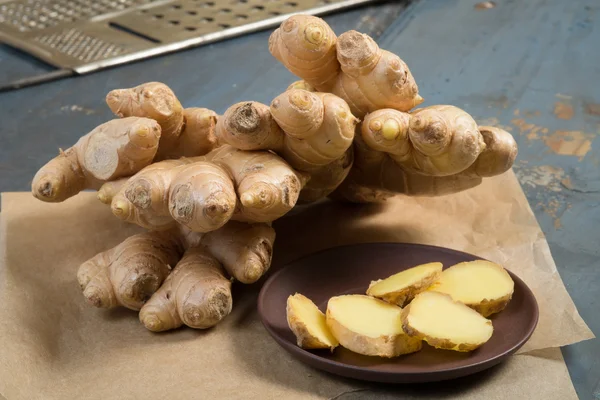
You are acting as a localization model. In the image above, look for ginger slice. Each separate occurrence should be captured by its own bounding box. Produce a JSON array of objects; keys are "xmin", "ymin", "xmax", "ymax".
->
[
  {"xmin": 429, "ymin": 260, "xmax": 514, "ymax": 317},
  {"xmin": 287, "ymin": 293, "xmax": 338, "ymax": 350},
  {"xmin": 366, "ymin": 262, "xmax": 443, "ymax": 306},
  {"xmin": 402, "ymin": 291, "xmax": 493, "ymax": 352},
  {"xmin": 326, "ymin": 295, "xmax": 422, "ymax": 358}
]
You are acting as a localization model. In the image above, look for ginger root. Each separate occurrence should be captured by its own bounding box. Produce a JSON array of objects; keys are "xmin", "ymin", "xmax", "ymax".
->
[
  {"xmin": 77, "ymin": 229, "xmax": 183, "ymax": 310},
  {"xmin": 106, "ymin": 82, "xmax": 222, "ymax": 161},
  {"xmin": 78, "ymin": 222, "xmax": 274, "ymax": 309},
  {"xmin": 110, "ymin": 145, "xmax": 306, "ymax": 232},
  {"xmin": 215, "ymin": 90, "xmax": 358, "ymax": 201},
  {"xmin": 367, "ymin": 262, "xmax": 442, "ymax": 307},
  {"xmin": 326, "ymin": 295, "xmax": 422, "ymax": 358},
  {"xmin": 32, "ymin": 117, "xmax": 160, "ymax": 202},
  {"xmin": 269, "ymin": 15, "xmax": 423, "ymax": 118},
  {"xmin": 139, "ymin": 247, "xmax": 233, "ymax": 332},
  {"xmin": 401, "ymin": 291, "xmax": 494, "ymax": 352},
  {"xmin": 287, "ymin": 293, "xmax": 338, "ymax": 350},
  {"xmin": 332, "ymin": 107, "xmax": 517, "ymax": 201},
  {"xmin": 428, "ymin": 260, "xmax": 514, "ymax": 317}
]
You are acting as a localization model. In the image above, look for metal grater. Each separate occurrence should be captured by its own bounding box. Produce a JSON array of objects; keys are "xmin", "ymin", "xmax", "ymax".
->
[{"xmin": 0, "ymin": 0, "xmax": 379, "ymax": 75}]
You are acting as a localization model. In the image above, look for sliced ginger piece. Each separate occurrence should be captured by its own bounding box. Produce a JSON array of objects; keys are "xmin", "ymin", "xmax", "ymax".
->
[
  {"xmin": 429, "ymin": 260, "xmax": 514, "ymax": 317},
  {"xmin": 402, "ymin": 291, "xmax": 493, "ymax": 352},
  {"xmin": 366, "ymin": 262, "xmax": 443, "ymax": 307},
  {"xmin": 326, "ymin": 295, "xmax": 422, "ymax": 358},
  {"xmin": 287, "ymin": 293, "xmax": 339, "ymax": 351}
]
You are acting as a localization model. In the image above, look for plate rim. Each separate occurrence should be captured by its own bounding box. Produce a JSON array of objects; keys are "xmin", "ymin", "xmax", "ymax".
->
[{"xmin": 257, "ymin": 242, "xmax": 540, "ymax": 382}]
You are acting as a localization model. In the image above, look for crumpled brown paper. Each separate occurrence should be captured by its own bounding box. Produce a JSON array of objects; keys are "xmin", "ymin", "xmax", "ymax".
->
[{"xmin": 0, "ymin": 171, "xmax": 593, "ymax": 400}]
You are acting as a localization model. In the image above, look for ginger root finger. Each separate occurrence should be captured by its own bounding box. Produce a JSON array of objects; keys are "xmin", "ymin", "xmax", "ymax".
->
[
  {"xmin": 106, "ymin": 82, "xmax": 184, "ymax": 159},
  {"xmin": 168, "ymin": 161, "xmax": 237, "ymax": 232},
  {"xmin": 331, "ymin": 135, "xmax": 483, "ymax": 202},
  {"xmin": 107, "ymin": 83, "xmax": 221, "ymax": 160},
  {"xmin": 111, "ymin": 147, "xmax": 304, "ymax": 232},
  {"xmin": 270, "ymin": 90, "xmax": 358, "ymax": 172},
  {"xmin": 269, "ymin": 15, "xmax": 339, "ymax": 91},
  {"xmin": 205, "ymin": 146, "xmax": 307, "ymax": 223},
  {"xmin": 97, "ymin": 177, "xmax": 129, "ymax": 205},
  {"xmin": 77, "ymin": 230, "xmax": 183, "ymax": 310},
  {"xmin": 362, "ymin": 106, "xmax": 486, "ymax": 177},
  {"xmin": 333, "ymin": 31, "xmax": 423, "ymax": 117},
  {"xmin": 465, "ymin": 126, "xmax": 518, "ymax": 177},
  {"xmin": 139, "ymin": 247, "xmax": 233, "ymax": 332},
  {"xmin": 287, "ymin": 80, "xmax": 316, "ymax": 92},
  {"xmin": 269, "ymin": 15, "xmax": 423, "ymax": 118},
  {"xmin": 215, "ymin": 92, "xmax": 356, "ymax": 203},
  {"xmin": 201, "ymin": 221, "xmax": 275, "ymax": 284},
  {"xmin": 32, "ymin": 117, "xmax": 160, "ymax": 202},
  {"xmin": 299, "ymin": 147, "xmax": 353, "ymax": 203},
  {"xmin": 216, "ymin": 101, "xmax": 284, "ymax": 151},
  {"xmin": 111, "ymin": 159, "xmax": 192, "ymax": 230},
  {"xmin": 161, "ymin": 107, "xmax": 220, "ymax": 159}
]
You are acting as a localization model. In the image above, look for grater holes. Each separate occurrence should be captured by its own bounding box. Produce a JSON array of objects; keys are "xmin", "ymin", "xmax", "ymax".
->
[
  {"xmin": 185, "ymin": 26, "xmax": 196, "ymax": 31},
  {"xmin": 171, "ymin": 4, "xmax": 182, "ymax": 9},
  {"xmin": 236, "ymin": 14, "xmax": 247, "ymax": 20},
  {"xmin": 168, "ymin": 20, "xmax": 180, "ymax": 25},
  {"xmin": 199, "ymin": 16, "xmax": 213, "ymax": 23},
  {"xmin": 218, "ymin": 23, "xmax": 230, "ymax": 29},
  {"xmin": 285, "ymin": 1, "xmax": 298, "ymax": 5},
  {"xmin": 251, "ymin": 5, "xmax": 264, "ymax": 12},
  {"xmin": 219, "ymin": 8, "xmax": 232, "ymax": 13},
  {"xmin": 186, "ymin": 10, "xmax": 197, "ymax": 15}
]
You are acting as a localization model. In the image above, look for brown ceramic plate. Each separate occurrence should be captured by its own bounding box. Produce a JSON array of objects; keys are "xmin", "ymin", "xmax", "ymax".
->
[{"xmin": 258, "ymin": 243, "xmax": 538, "ymax": 383}]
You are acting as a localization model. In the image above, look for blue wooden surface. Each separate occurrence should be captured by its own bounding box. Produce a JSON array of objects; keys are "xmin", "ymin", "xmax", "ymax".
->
[{"xmin": 0, "ymin": 0, "xmax": 598, "ymax": 398}]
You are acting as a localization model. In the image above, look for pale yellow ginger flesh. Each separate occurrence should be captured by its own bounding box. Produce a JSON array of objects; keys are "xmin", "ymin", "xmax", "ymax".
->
[
  {"xmin": 326, "ymin": 295, "xmax": 422, "ymax": 358},
  {"xmin": 366, "ymin": 262, "xmax": 442, "ymax": 307},
  {"xmin": 401, "ymin": 291, "xmax": 493, "ymax": 352},
  {"xmin": 429, "ymin": 260, "xmax": 514, "ymax": 317},
  {"xmin": 287, "ymin": 293, "xmax": 338, "ymax": 350}
]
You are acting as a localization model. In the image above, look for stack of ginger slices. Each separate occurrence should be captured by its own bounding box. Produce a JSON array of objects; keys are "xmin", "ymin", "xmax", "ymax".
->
[{"xmin": 286, "ymin": 260, "xmax": 515, "ymax": 358}]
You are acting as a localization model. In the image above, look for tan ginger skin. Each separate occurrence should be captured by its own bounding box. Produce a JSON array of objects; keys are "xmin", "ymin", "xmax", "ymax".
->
[
  {"xmin": 78, "ymin": 221, "xmax": 275, "ymax": 330},
  {"xmin": 139, "ymin": 247, "xmax": 233, "ymax": 332},
  {"xmin": 331, "ymin": 108, "xmax": 518, "ymax": 202},
  {"xmin": 269, "ymin": 15, "xmax": 423, "ymax": 118},
  {"xmin": 215, "ymin": 90, "xmax": 358, "ymax": 201},
  {"xmin": 32, "ymin": 117, "xmax": 161, "ymax": 202},
  {"xmin": 110, "ymin": 145, "xmax": 306, "ymax": 232}
]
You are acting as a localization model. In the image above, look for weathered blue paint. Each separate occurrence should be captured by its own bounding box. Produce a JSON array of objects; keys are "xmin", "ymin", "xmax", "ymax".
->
[{"xmin": 0, "ymin": 0, "xmax": 598, "ymax": 397}]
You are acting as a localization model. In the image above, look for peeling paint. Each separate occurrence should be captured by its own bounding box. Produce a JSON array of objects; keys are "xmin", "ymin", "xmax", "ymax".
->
[
  {"xmin": 514, "ymin": 164, "xmax": 565, "ymax": 192},
  {"xmin": 60, "ymin": 105, "xmax": 95, "ymax": 115},
  {"xmin": 523, "ymin": 110, "xmax": 541, "ymax": 118},
  {"xmin": 553, "ymin": 102, "xmax": 575, "ymax": 120},
  {"xmin": 476, "ymin": 116, "xmax": 513, "ymax": 131},
  {"xmin": 511, "ymin": 118, "xmax": 546, "ymax": 140},
  {"xmin": 475, "ymin": 1, "xmax": 496, "ymax": 9},
  {"xmin": 514, "ymin": 164, "xmax": 569, "ymax": 230},
  {"xmin": 585, "ymin": 103, "xmax": 600, "ymax": 116},
  {"xmin": 555, "ymin": 93, "xmax": 573, "ymax": 100},
  {"xmin": 544, "ymin": 130, "xmax": 593, "ymax": 159}
]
